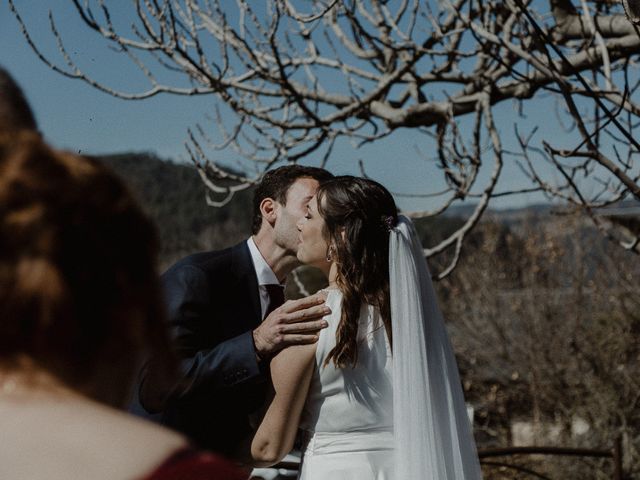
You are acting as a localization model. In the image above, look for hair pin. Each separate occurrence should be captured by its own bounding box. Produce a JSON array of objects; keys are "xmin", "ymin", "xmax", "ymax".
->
[{"xmin": 382, "ymin": 215, "xmax": 396, "ymax": 231}]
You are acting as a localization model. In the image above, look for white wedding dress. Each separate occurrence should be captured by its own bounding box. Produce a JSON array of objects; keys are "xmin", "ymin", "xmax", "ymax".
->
[
  {"xmin": 297, "ymin": 289, "xmax": 394, "ymax": 480},
  {"xmin": 296, "ymin": 217, "xmax": 482, "ymax": 480}
]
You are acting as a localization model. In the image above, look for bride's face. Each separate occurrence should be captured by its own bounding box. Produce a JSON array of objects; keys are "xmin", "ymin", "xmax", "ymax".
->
[{"xmin": 296, "ymin": 195, "xmax": 330, "ymax": 269}]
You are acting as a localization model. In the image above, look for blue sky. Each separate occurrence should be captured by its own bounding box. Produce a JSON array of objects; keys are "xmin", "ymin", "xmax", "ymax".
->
[
  {"xmin": 1, "ymin": 1, "xmax": 208, "ymax": 160},
  {"xmin": 1, "ymin": 1, "xmax": 568, "ymax": 212}
]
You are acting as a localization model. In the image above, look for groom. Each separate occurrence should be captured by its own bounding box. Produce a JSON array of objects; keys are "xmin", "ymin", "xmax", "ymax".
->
[{"xmin": 131, "ymin": 165, "xmax": 333, "ymax": 458}]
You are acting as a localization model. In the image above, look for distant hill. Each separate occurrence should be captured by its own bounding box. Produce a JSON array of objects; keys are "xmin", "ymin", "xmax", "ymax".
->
[
  {"xmin": 449, "ymin": 198, "xmax": 640, "ymax": 224},
  {"xmin": 95, "ymin": 152, "xmax": 639, "ymax": 273},
  {"xmin": 94, "ymin": 152, "xmax": 253, "ymax": 269}
]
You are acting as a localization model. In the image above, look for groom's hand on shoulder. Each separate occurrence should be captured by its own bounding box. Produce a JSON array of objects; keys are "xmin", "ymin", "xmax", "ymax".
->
[{"xmin": 253, "ymin": 293, "xmax": 330, "ymax": 359}]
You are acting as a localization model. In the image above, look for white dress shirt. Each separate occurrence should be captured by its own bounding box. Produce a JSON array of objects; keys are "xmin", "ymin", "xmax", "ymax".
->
[{"xmin": 247, "ymin": 237, "xmax": 284, "ymax": 319}]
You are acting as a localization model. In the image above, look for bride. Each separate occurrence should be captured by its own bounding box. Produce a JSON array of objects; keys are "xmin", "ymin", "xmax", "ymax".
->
[{"xmin": 250, "ymin": 176, "xmax": 482, "ymax": 479}]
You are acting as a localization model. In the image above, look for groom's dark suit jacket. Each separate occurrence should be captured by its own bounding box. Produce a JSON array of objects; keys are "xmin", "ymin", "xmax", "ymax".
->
[{"xmin": 130, "ymin": 241, "xmax": 269, "ymax": 457}]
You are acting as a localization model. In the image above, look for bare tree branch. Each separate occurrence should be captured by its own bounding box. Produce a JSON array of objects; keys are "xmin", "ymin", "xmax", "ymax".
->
[{"xmin": 10, "ymin": 0, "xmax": 640, "ymax": 277}]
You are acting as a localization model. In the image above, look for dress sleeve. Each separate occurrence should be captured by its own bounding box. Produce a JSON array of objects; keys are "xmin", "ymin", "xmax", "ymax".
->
[{"xmin": 143, "ymin": 447, "xmax": 247, "ymax": 480}]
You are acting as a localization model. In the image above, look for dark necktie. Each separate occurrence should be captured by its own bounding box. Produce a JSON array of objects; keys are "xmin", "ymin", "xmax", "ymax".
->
[{"xmin": 264, "ymin": 284, "xmax": 285, "ymax": 319}]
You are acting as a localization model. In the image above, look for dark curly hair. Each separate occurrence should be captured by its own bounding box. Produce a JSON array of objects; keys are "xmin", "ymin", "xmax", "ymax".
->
[
  {"xmin": 316, "ymin": 176, "xmax": 398, "ymax": 368},
  {"xmin": 0, "ymin": 132, "xmax": 173, "ymax": 406}
]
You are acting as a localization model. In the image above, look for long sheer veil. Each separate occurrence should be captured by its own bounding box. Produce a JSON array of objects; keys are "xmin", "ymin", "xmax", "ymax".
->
[{"xmin": 390, "ymin": 215, "xmax": 482, "ymax": 479}]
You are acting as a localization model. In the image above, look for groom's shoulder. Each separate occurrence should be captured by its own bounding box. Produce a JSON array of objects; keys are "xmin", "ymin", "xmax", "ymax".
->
[{"xmin": 162, "ymin": 241, "xmax": 248, "ymax": 277}]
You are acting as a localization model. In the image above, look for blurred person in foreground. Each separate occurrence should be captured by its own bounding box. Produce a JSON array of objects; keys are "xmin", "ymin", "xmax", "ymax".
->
[{"xmin": 0, "ymin": 132, "xmax": 244, "ymax": 480}]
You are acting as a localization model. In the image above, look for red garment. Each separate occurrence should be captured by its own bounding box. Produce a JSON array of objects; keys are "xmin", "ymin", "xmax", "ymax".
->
[{"xmin": 144, "ymin": 447, "xmax": 247, "ymax": 480}]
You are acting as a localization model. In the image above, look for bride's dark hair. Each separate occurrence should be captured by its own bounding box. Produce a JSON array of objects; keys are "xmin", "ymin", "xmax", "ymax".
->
[{"xmin": 316, "ymin": 176, "xmax": 398, "ymax": 368}]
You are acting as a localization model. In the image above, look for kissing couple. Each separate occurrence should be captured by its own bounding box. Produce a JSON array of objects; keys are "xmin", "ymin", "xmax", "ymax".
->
[{"xmin": 131, "ymin": 166, "xmax": 483, "ymax": 479}]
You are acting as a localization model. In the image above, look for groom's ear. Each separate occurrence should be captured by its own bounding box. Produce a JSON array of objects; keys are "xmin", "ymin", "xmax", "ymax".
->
[{"xmin": 259, "ymin": 197, "xmax": 278, "ymax": 226}]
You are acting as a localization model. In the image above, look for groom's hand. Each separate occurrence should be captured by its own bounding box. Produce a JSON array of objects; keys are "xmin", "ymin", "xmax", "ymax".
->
[{"xmin": 253, "ymin": 292, "xmax": 330, "ymax": 359}]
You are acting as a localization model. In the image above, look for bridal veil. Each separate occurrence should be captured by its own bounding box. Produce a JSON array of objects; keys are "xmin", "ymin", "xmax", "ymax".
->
[{"xmin": 389, "ymin": 215, "xmax": 482, "ymax": 479}]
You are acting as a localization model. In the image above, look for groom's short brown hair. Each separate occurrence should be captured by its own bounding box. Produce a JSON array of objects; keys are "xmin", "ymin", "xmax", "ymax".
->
[{"xmin": 252, "ymin": 165, "xmax": 332, "ymax": 234}]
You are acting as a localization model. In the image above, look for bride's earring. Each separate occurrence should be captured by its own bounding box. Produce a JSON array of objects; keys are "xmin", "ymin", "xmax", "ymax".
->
[{"xmin": 326, "ymin": 245, "xmax": 334, "ymax": 262}]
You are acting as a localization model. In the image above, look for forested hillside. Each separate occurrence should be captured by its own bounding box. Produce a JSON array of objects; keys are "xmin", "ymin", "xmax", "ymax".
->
[
  {"xmin": 96, "ymin": 152, "xmax": 471, "ymax": 270},
  {"xmin": 95, "ymin": 152, "xmax": 253, "ymax": 269}
]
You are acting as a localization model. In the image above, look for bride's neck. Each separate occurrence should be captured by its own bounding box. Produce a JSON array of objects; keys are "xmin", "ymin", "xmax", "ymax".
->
[{"xmin": 327, "ymin": 262, "xmax": 339, "ymax": 289}]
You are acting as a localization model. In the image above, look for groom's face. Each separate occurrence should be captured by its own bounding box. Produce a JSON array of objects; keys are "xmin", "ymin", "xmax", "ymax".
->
[{"xmin": 273, "ymin": 177, "xmax": 320, "ymax": 255}]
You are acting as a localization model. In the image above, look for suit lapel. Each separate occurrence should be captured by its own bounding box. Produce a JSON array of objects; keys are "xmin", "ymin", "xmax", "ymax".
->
[{"xmin": 230, "ymin": 241, "xmax": 262, "ymax": 329}]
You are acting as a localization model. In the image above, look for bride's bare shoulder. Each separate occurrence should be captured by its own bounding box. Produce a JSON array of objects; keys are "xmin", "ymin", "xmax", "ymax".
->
[{"xmin": 272, "ymin": 342, "xmax": 317, "ymax": 367}]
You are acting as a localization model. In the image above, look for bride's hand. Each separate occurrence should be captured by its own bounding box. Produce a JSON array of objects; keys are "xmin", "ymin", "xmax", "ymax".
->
[{"xmin": 252, "ymin": 292, "xmax": 330, "ymax": 359}]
